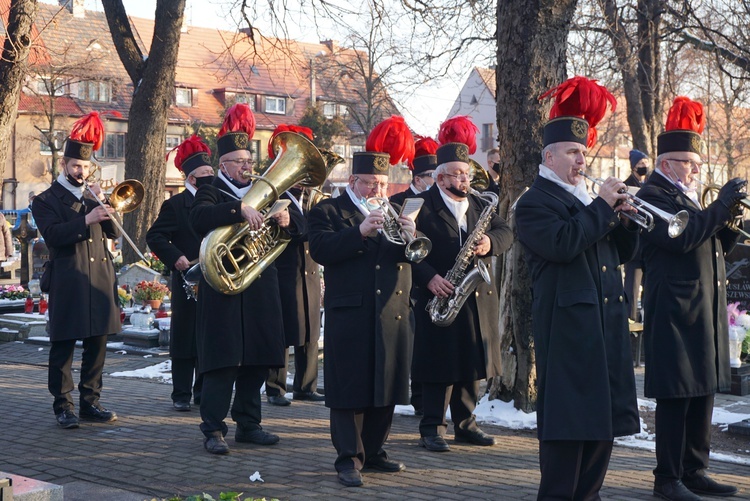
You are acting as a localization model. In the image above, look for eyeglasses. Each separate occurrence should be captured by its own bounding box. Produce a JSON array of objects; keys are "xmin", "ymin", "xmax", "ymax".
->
[
  {"xmin": 666, "ymin": 158, "xmax": 703, "ymax": 170},
  {"xmin": 222, "ymin": 158, "xmax": 255, "ymax": 168},
  {"xmin": 443, "ymin": 172, "xmax": 473, "ymax": 181},
  {"xmin": 355, "ymin": 177, "xmax": 388, "ymax": 190}
]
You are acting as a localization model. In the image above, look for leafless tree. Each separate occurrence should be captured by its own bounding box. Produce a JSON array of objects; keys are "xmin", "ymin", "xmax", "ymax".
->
[
  {"xmin": 0, "ymin": 0, "xmax": 38, "ymax": 182},
  {"xmin": 101, "ymin": 0, "xmax": 186, "ymax": 264}
]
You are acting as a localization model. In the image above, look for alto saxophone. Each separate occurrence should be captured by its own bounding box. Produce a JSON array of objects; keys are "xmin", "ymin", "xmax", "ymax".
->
[{"xmin": 427, "ymin": 188, "xmax": 499, "ymax": 326}]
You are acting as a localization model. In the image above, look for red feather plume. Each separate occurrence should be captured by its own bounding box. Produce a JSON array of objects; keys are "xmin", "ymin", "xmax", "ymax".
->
[
  {"xmin": 539, "ymin": 76, "xmax": 617, "ymax": 148},
  {"xmin": 267, "ymin": 124, "xmax": 314, "ymax": 159},
  {"xmin": 366, "ymin": 116, "xmax": 415, "ymax": 166},
  {"xmin": 171, "ymin": 134, "xmax": 211, "ymax": 171},
  {"xmin": 437, "ymin": 115, "xmax": 479, "ymax": 154},
  {"xmin": 408, "ymin": 135, "xmax": 439, "ymax": 169},
  {"xmin": 665, "ymin": 96, "xmax": 705, "ymax": 134},
  {"xmin": 69, "ymin": 112, "xmax": 105, "ymax": 151},
  {"xmin": 219, "ymin": 103, "xmax": 256, "ymax": 138}
]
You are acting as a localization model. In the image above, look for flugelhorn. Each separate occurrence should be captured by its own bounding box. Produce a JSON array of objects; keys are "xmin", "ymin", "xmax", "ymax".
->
[
  {"xmin": 582, "ymin": 172, "xmax": 688, "ymax": 238},
  {"xmin": 363, "ymin": 197, "xmax": 432, "ymax": 263},
  {"xmin": 697, "ymin": 179, "xmax": 750, "ymax": 240}
]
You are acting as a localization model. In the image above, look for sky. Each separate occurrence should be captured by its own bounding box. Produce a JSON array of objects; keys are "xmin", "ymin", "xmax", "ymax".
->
[{"xmin": 41, "ymin": 0, "xmax": 463, "ymax": 136}]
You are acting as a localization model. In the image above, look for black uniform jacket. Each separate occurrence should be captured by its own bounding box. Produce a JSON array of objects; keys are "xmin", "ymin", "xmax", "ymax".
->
[
  {"xmin": 32, "ymin": 182, "xmax": 121, "ymax": 342},
  {"xmin": 276, "ymin": 191, "xmax": 321, "ymax": 347},
  {"xmin": 516, "ymin": 176, "xmax": 640, "ymax": 441},
  {"xmin": 411, "ymin": 185, "xmax": 513, "ymax": 383},
  {"xmin": 389, "ymin": 186, "xmax": 415, "ymax": 208},
  {"xmin": 146, "ymin": 189, "xmax": 200, "ymax": 359},
  {"xmin": 637, "ymin": 173, "xmax": 738, "ymax": 398},
  {"xmin": 189, "ymin": 177, "xmax": 303, "ymax": 373},
  {"xmin": 308, "ymin": 192, "xmax": 414, "ymax": 409}
]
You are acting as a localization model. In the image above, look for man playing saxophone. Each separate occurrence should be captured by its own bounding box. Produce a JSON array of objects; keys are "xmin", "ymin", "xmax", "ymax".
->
[{"xmin": 411, "ymin": 116, "xmax": 513, "ymax": 453}]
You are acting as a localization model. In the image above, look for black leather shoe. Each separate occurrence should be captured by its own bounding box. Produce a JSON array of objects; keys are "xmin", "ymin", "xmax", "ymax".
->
[
  {"xmin": 79, "ymin": 404, "xmax": 117, "ymax": 422},
  {"xmin": 293, "ymin": 391, "xmax": 326, "ymax": 401},
  {"xmin": 418, "ymin": 435, "xmax": 451, "ymax": 452},
  {"xmin": 235, "ymin": 427, "xmax": 280, "ymax": 445},
  {"xmin": 173, "ymin": 401, "xmax": 191, "ymax": 412},
  {"xmin": 653, "ymin": 480, "xmax": 703, "ymax": 501},
  {"xmin": 454, "ymin": 428, "xmax": 496, "ymax": 446},
  {"xmin": 337, "ymin": 469, "xmax": 363, "ymax": 487},
  {"xmin": 364, "ymin": 455, "xmax": 405, "ymax": 472},
  {"xmin": 267, "ymin": 395, "xmax": 291, "ymax": 406},
  {"xmin": 55, "ymin": 410, "xmax": 79, "ymax": 429},
  {"xmin": 682, "ymin": 473, "xmax": 737, "ymax": 497},
  {"xmin": 204, "ymin": 436, "xmax": 229, "ymax": 455}
]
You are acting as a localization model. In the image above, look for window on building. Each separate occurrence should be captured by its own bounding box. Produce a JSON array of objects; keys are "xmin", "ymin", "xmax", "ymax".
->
[
  {"xmin": 235, "ymin": 93, "xmax": 255, "ymax": 110},
  {"xmin": 36, "ymin": 76, "xmax": 65, "ymax": 96},
  {"xmin": 175, "ymin": 87, "xmax": 193, "ymax": 107},
  {"xmin": 322, "ymin": 101, "xmax": 348, "ymax": 118},
  {"xmin": 249, "ymin": 139, "xmax": 261, "ymax": 165},
  {"xmin": 103, "ymin": 132, "xmax": 127, "ymax": 159},
  {"xmin": 265, "ymin": 96, "xmax": 286, "ymax": 114},
  {"xmin": 39, "ymin": 130, "xmax": 67, "ymax": 155},
  {"xmin": 78, "ymin": 80, "xmax": 111, "ymax": 102},
  {"xmin": 332, "ymin": 144, "xmax": 346, "ymax": 158},
  {"xmin": 350, "ymin": 145, "xmax": 364, "ymax": 156},
  {"xmin": 481, "ymin": 123, "xmax": 495, "ymax": 152},
  {"xmin": 166, "ymin": 135, "xmax": 182, "ymax": 151}
]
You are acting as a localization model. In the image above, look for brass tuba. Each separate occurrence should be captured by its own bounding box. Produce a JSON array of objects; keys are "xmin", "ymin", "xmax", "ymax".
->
[
  {"xmin": 469, "ymin": 159, "xmax": 490, "ymax": 191},
  {"xmin": 199, "ymin": 132, "xmax": 328, "ymax": 295}
]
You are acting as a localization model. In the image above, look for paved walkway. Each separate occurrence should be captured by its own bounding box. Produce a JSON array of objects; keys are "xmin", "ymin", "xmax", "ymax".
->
[{"xmin": 1, "ymin": 340, "xmax": 749, "ymax": 501}]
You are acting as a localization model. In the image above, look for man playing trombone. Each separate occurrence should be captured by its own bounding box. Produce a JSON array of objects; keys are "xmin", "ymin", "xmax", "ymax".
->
[
  {"xmin": 636, "ymin": 96, "xmax": 741, "ymax": 501},
  {"xmin": 32, "ymin": 112, "xmax": 120, "ymax": 429},
  {"xmin": 515, "ymin": 77, "xmax": 639, "ymax": 500}
]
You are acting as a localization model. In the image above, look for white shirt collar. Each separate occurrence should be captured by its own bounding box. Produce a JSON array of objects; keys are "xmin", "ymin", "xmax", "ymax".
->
[
  {"xmin": 286, "ymin": 190, "xmax": 303, "ymax": 213},
  {"xmin": 438, "ymin": 186, "xmax": 469, "ymax": 232},
  {"xmin": 184, "ymin": 180, "xmax": 197, "ymax": 196},
  {"xmin": 410, "ymin": 184, "xmax": 421, "ymax": 195},
  {"xmin": 655, "ymin": 168, "xmax": 700, "ymax": 207},
  {"xmin": 346, "ymin": 185, "xmax": 370, "ymax": 217},
  {"xmin": 218, "ymin": 170, "xmax": 252, "ymax": 198}
]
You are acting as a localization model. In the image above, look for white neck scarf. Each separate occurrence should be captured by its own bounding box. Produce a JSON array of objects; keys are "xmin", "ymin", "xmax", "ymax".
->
[
  {"xmin": 346, "ymin": 185, "xmax": 371, "ymax": 218},
  {"xmin": 218, "ymin": 170, "xmax": 252, "ymax": 199},
  {"xmin": 538, "ymin": 164, "xmax": 593, "ymax": 206},
  {"xmin": 438, "ymin": 187, "xmax": 469, "ymax": 232},
  {"xmin": 655, "ymin": 168, "xmax": 701, "ymax": 207},
  {"xmin": 57, "ymin": 173, "xmax": 85, "ymax": 200},
  {"xmin": 184, "ymin": 179, "xmax": 197, "ymax": 196}
]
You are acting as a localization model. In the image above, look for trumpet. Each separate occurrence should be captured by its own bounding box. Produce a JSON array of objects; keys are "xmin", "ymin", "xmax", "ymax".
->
[
  {"xmin": 582, "ymin": 172, "xmax": 688, "ymax": 238},
  {"xmin": 363, "ymin": 197, "xmax": 432, "ymax": 263},
  {"xmin": 697, "ymin": 179, "xmax": 750, "ymax": 240}
]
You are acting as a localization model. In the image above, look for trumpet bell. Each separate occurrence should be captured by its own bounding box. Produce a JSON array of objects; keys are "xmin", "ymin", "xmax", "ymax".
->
[
  {"xmin": 668, "ymin": 210, "xmax": 690, "ymax": 238},
  {"xmin": 469, "ymin": 159, "xmax": 490, "ymax": 191},
  {"xmin": 405, "ymin": 237, "xmax": 432, "ymax": 264},
  {"xmin": 109, "ymin": 180, "xmax": 144, "ymax": 213}
]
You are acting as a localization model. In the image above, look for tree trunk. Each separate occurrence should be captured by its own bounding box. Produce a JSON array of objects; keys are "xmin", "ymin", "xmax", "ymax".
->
[
  {"xmin": 489, "ymin": 0, "xmax": 579, "ymax": 412},
  {"xmin": 102, "ymin": 0, "xmax": 186, "ymax": 263},
  {"xmin": 637, "ymin": 0, "xmax": 664, "ymax": 154},
  {"xmin": 0, "ymin": 0, "xmax": 38, "ymax": 181}
]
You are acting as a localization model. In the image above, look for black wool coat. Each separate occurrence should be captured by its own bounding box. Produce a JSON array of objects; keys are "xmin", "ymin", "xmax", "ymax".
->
[
  {"xmin": 515, "ymin": 177, "xmax": 640, "ymax": 441},
  {"xmin": 276, "ymin": 191, "xmax": 320, "ymax": 348},
  {"xmin": 637, "ymin": 173, "xmax": 738, "ymax": 398},
  {"xmin": 308, "ymin": 192, "xmax": 414, "ymax": 409},
  {"xmin": 388, "ymin": 186, "xmax": 415, "ymax": 208},
  {"xmin": 410, "ymin": 185, "xmax": 513, "ymax": 383},
  {"xmin": 145, "ymin": 189, "xmax": 200, "ymax": 359},
  {"xmin": 189, "ymin": 177, "xmax": 303, "ymax": 373},
  {"xmin": 32, "ymin": 182, "xmax": 121, "ymax": 342}
]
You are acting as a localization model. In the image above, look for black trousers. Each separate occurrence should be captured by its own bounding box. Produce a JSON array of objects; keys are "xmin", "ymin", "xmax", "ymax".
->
[
  {"xmin": 654, "ymin": 395, "xmax": 713, "ymax": 482},
  {"xmin": 48, "ymin": 334, "xmax": 108, "ymax": 414},
  {"xmin": 171, "ymin": 356, "xmax": 203, "ymax": 404},
  {"xmin": 199, "ymin": 365, "xmax": 266, "ymax": 438},
  {"xmin": 266, "ymin": 341, "xmax": 319, "ymax": 396},
  {"xmin": 537, "ymin": 440, "xmax": 613, "ymax": 501},
  {"xmin": 330, "ymin": 406, "xmax": 394, "ymax": 472},
  {"xmin": 410, "ymin": 380, "xmax": 423, "ymax": 413},
  {"xmin": 419, "ymin": 380, "xmax": 479, "ymax": 437}
]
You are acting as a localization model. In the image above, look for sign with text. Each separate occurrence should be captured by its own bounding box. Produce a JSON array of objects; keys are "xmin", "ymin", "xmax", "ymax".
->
[{"xmin": 726, "ymin": 243, "xmax": 750, "ymax": 309}]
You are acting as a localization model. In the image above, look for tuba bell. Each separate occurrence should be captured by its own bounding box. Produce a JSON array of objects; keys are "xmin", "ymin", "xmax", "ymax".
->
[{"xmin": 199, "ymin": 132, "xmax": 328, "ymax": 295}]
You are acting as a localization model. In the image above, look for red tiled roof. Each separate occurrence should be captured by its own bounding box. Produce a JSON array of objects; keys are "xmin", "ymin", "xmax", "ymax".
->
[
  {"xmin": 17, "ymin": 93, "xmax": 83, "ymax": 115},
  {"xmin": 0, "ymin": 0, "xmax": 50, "ymax": 65}
]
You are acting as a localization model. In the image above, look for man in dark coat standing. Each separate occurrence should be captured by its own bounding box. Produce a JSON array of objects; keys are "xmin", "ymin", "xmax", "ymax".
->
[
  {"xmin": 516, "ymin": 77, "xmax": 640, "ymax": 500},
  {"xmin": 623, "ymin": 149, "xmax": 650, "ymax": 322},
  {"xmin": 411, "ymin": 133, "xmax": 513, "ymax": 453},
  {"xmin": 189, "ymin": 104, "xmax": 303, "ymax": 455},
  {"xmin": 637, "ymin": 96, "xmax": 741, "ymax": 501},
  {"xmin": 308, "ymin": 116, "xmax": 416, "ymax": 488},
  {"xmin": 32, "ymin": 112, "xmax": 120, "ymax": 429},
  {"xmin": 264, "ymin": 125, "xmax": 324, "ymax": 406},
  {"xmin": 146, "ymin": 135, "xmax": 214, "ymax": 412}
]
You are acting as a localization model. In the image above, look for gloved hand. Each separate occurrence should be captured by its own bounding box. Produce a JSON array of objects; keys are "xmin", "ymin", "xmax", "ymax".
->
[{"xmin": 717, "ymin": 177, "xmax": 747, "ymax": 210}]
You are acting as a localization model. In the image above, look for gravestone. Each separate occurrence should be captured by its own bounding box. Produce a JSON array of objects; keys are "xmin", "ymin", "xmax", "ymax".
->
[
  {"xmin": 723, "ymin": 242, "xmax": 750, "ymax": 396},
  {"xmin": 118, "ymin": 263, "xmax": 162, "ymax": 291},
  {"xmin": 31, "ymin": 238, "xmax": 49, "ymax": 282},
  {"xmin": 12, "ymin": 212, "xmax": 39, "ymax": 285}
]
